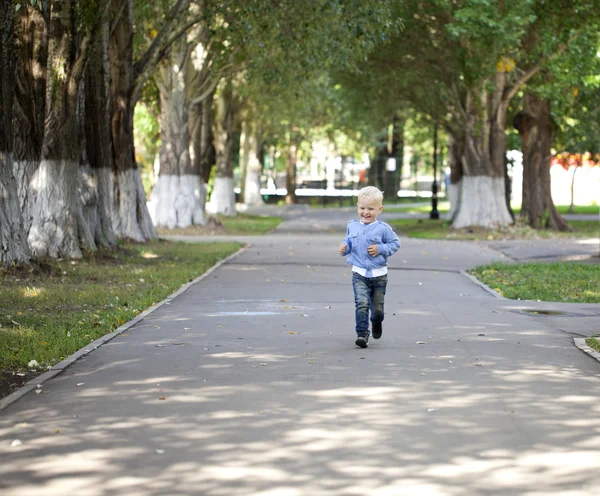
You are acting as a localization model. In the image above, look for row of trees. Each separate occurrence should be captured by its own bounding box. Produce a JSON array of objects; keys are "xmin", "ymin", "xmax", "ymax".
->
[
  {"xmin": 337, "ymin": 0, "xmax": 600, "ymax": 230},
  {"xmin": 0, "ymin": 0, "xmax": 395, "ymax": 265},
  {"xmin": 2, "ymin": 1, "xmax": 599, "ymax": 266}
]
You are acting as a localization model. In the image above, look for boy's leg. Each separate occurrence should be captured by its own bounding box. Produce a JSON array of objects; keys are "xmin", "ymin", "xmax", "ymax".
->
[
  {"xmin": 352, "ymin": 273, "xmax": 370, "ymax": 345},
  {"xmin": 370, "ymin": 275, "xmax": 387, "ymax": 339}
]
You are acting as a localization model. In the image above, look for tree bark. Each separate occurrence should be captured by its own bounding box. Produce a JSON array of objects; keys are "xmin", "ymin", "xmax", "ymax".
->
[
  {"xmin": 83, "ymin": 7, "xmax": 117, "ymax": 249},
  {"xmin": 109, "ymin": 0, "xmax": 157, "ymax": 241},
  {"xmin": 210, "ymin": 77, "xmax": 235, "ymax": 215},
  {"xmin": 1, "ymin": 0, "xmax": 31, "ymax": 264},
  {"xmin": 150, "ymin": 37, "xmax": 205, "ymax": 228},
  {"xmin": 28, "ymin": 0, "xmax": 88, "ymax": 259},
  {"xmin": 513, "ymin": 93, "xmax": 570, "ymax": 231},
  {"xmin": 452, "ymin": 81, "xmax": 513, "ymax": 229},
  {"xmin": 13, "ymin": 2, "xmax": 49, "ymax": 236},
  {"xmin": 446, "ymin": 133, "xmax": 464, "ymax": 221},
  {"xmin": 244, "ymin": 124, "xmax": 264, "ymax": 206},
  {"xmin": 285, "ymin": 135, "xmax": 300, "ymax": 205}
]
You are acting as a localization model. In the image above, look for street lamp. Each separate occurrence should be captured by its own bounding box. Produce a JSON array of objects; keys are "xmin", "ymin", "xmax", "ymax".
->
[{"xmin": 430, "ymin": 125, "xmax": 440, "ymax": 220}]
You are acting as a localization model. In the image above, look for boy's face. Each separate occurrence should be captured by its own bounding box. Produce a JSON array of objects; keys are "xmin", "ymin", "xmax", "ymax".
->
[{"xmin": 357, "ymin": 197, "xmax": 383, "ymax": 224}]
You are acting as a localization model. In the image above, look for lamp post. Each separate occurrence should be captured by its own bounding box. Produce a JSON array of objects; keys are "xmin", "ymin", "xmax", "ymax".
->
[{"xmin": 430, "ymin": 124, "xmax": 440, "ymax": 219}]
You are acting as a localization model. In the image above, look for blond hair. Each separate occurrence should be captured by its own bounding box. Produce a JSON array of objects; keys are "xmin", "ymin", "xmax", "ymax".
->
[{"xmin": 357, "ymin": 186, "xmax": 384, "ymax": 202}]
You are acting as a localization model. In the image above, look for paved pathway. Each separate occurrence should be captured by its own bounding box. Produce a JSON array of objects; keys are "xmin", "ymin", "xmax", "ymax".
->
[{"xmin": 1, "ymin": 210, "xmax": 600, "ymax": 495}]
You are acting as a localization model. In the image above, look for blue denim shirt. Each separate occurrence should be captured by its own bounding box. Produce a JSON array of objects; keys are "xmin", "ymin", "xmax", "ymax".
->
[{"xmin": 340, "ymin": 220, "xmax": 400, "ymax": 275}]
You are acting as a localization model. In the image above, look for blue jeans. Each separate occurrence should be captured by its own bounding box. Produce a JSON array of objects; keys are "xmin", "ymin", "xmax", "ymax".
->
[{"xmin": 352, "ymin": 272, "xmax": 388, "ymax": 336}]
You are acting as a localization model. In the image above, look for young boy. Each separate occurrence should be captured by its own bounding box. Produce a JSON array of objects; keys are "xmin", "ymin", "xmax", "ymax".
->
[{"xmin": 338, "ymin": 186, "xmax": 400, "ymax": 348}]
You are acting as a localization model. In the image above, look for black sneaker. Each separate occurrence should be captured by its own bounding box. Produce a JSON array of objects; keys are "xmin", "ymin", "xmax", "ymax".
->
[
  {"xmin": 355, "ymin": 335, "xmax": 369, "ymax": 348},
  {"xmin": 372, "ymin": 322, "xmax": 382, "ymax": 339}
]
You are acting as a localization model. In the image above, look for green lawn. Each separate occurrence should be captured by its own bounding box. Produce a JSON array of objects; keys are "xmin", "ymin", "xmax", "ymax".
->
[
  {"xmin": 0, "ymin": 241, "xmax": 241, "ymax": 386},
  {"xmin": 156, "ymin": 213, "xmax": 283, "ymax": 236},
  {"xmin": 470, "ymin": 262, "xmax": 600, "ymax": 303},
  {"xmin": 388, "ymin": 219, "xmax": 599, "ymax": 240},
  {"xmin": 586, "ymin": 337, "xmax": 600, "ymax": 352}
]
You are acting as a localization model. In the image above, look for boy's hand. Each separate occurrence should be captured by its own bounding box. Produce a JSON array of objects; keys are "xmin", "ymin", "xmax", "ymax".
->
[
  {"xmin": 367, "ymin": 244, "xmax": 378, "ymax": 256},
  {"xmin": 338, "ymin": 243, "xmax": 348, "ymax": 255}
]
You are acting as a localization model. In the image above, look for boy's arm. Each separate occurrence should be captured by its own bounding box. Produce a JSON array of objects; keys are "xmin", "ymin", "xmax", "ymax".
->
[
  {"xmin": 377, "ymin": 225, "xmax": 401, "ymax": 257},
  {"xmin": 339, "ymin": 223, "xmax": 352, "ymax": 256}
]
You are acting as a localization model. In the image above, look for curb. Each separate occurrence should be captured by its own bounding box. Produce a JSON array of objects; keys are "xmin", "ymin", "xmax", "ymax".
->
[
  {"xmin": 0, "ymin": 245, "xmax": 249, "ymax": 412},
  {"xmin": 573, "ymin": 338, "xmax": 600, "ymax": 363},
  {"xmin": 459, "ymin": 270, "xmax": 505, "ymax": 299}
]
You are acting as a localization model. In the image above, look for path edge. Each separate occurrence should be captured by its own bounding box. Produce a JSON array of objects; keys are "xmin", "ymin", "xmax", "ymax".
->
[
  {"xmin": 459, "ymin": 270, "xmax": 505, "ymax": 299},
  {"xmin": 573, "ymin": 338, "xmax": 600, "ymax": 364},
  {"xmin": 0, "ymin": 244, "xmax": 249, "ymax": 411}
]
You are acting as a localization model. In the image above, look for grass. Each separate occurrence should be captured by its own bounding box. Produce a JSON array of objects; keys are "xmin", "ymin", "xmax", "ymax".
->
[
  {"xmin": 388, "ymin": 218, "xmax": 600, "ymax": 240},
  {"xmin": 156, "ymin": 213, "xmax": 283, "ymax": 236},
  {"xmin": 469, "ymin": 262, "xmax": 600, "ymax": 303},
  {"xmin": 586, "ymin": 337, "xmax": 600, "ymax": 353},
  {"xmin": 0, "ymin": 240, "xmax": 241, "ymax": 381}
]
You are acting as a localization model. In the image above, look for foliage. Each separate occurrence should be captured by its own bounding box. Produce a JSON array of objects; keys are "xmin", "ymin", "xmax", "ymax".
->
[{"xmin": 470, "ymin": 262, "xmax": 600, "ymax": 303}]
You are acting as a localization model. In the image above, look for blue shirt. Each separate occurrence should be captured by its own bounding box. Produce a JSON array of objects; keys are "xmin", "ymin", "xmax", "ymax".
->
[{"xmin": 340, "ymin": 220, "xmax": 401, "ymax": 277}]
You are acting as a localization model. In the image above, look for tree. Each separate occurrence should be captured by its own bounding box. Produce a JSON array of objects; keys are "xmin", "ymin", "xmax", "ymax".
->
[
  {"xmin": 1, "ymin": 0, "xmax": 30, "ymax": 264},
  {"xmin": 510, "ymin": 1, "xmax": 600, "ymax": 230}
]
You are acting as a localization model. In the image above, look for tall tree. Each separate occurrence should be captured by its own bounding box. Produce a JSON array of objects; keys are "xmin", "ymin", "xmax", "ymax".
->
[
  {"xmin": 27, "ymin": 0, "xmax": 92, "ymax": 258},
  {"xmin": 1, "ymin": 0, "xmax": 31, "ymax": 264}
]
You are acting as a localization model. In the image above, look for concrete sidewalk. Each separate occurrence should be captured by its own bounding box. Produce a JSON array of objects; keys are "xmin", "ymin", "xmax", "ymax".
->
[{"xmin": 1, "ymin": 213, "xmax": 600, "ymax": 495}]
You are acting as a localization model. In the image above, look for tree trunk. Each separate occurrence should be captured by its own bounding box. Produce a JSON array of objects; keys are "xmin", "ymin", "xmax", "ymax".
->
[
  {"xmin": 513, "ymin": 93, "xmax": 570, "ymax": 231},
  {"xmin": 238, "ymin": 119, "xmax": 249, "ymax": 204},
  {"xmin": 452, "ymin": 82, "xmax": 513, "ymax": 229},
  {"xmin": 150, "ymin": 38, "xmax": 204, "ymax": 228},
  {"xmin": 13, "ymin": 2, "xmax": 49, "ymax": 236},
  {"xmin": 285, "ymin": 136, "xmax": 300, "ymax": 205},
  {"xmin": 244, "ymin": 124, "xmax": 264, "ymax": 206},
  {"xmin": 569, "ymin": 166, "xmax": 577, "ymax": 213},
  {"xmin": 28, "ymin": 0, "xmax": 87, "ymax": 259},
  {"xmin": 109, "ymin": 0, "xmax": 157, "ymax": 241},
  {"xmin": 209, "ymin": 77, "xmax": 235, "ymax": 215},
  {"xmin": 446, "ymin": 133, "xmax": 464, "ymax": 221},
  {"xmin": 1, "ymin": 0, "xmax": 31, "ymax": 264},
  {"xmin": 83, "ymin": 8, "xmax": 117, "ymax": 249}
]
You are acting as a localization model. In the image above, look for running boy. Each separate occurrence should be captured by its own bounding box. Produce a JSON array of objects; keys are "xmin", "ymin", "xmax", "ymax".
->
[{"xmin": 338, "ymin": 186, "xmax": 400, "ymax": 348}]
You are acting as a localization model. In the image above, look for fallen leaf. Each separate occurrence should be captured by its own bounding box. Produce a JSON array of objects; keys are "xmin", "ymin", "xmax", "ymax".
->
[
  {"xmin": 300, "ymin": 314, "xmax": 308, "ymax": 317},
  {"xmin": 260, "ymin": 363, "xmax": 268, "ymax": 366},
  {"xmin": 289, "ymin": 331, "xmax": 297, "ymax": 335},
  {"xmin": 280, "ymin": 299, "xmax": 287, "ymax": 302},
  {"xmin": 54, "ymin": 429, "xmax": 61, "ymax": 434},
  {"xmin": 416, "ymin": 341, "xmax": 426, "ymax": 345},
  {"xmin": 11, "ymin": 440, "xmax": 22, "ymax": 447},
  {"xmin": 159, "ymin": 396, "xmax": 166, "ymax": 400},
  {"xmin": 265, "ymin": 279, "xmax": 271, "ymax": 282},
  {"xmin": 28, "ymin": 360, "xmax": 39, "ymax": 368},
  {"xmin": 76, "ymin": 383, "xmax": 84, "ymax": 387}
]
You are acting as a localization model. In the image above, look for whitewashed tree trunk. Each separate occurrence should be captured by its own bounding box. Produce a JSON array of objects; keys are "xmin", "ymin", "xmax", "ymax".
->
[
  {"xmin": 244, "ymin": 126, "xmax": 264, "ymax": 206},
  {"xmin": 28, "ymin": 0, "xmax": 89, "ymax": 259},
  {"xmin": 109, "ymin": 0, "xmax": 157, "ymax": 242},
  {"xmin": 209, "ymin": 177, "xmax": 235, "ymax": 215},
  {"xmin": 13, "ymin": 3, "xmax": 48, "ymax": 242},
  {"xmin": 149, "ymin": 175, "xmax": 205, "ymax": 228},
  {"xmin": 452, "ymin": 176, "xmax": 513, "ymax": 228},
  {"xmin": 1, "ymin": 0, "xmax": 31, "ymax": 266},
  {"xmin": 28, "ymin": 159, "xmax": 82, "ymax": 258},
  {"xmin": 209, "ymin": 77, "xmax": 236, "ymax": 216},
  {"xmin": 83, "ymin": 5, "xmax": 117, "ymax": 249},
  {"xmin": 450, "ymin": 82, "xmax": 513, "ymax": 229},
  {"xmin": 152, "ymin": 38, "xmax": 205, "ymax": 228}
]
